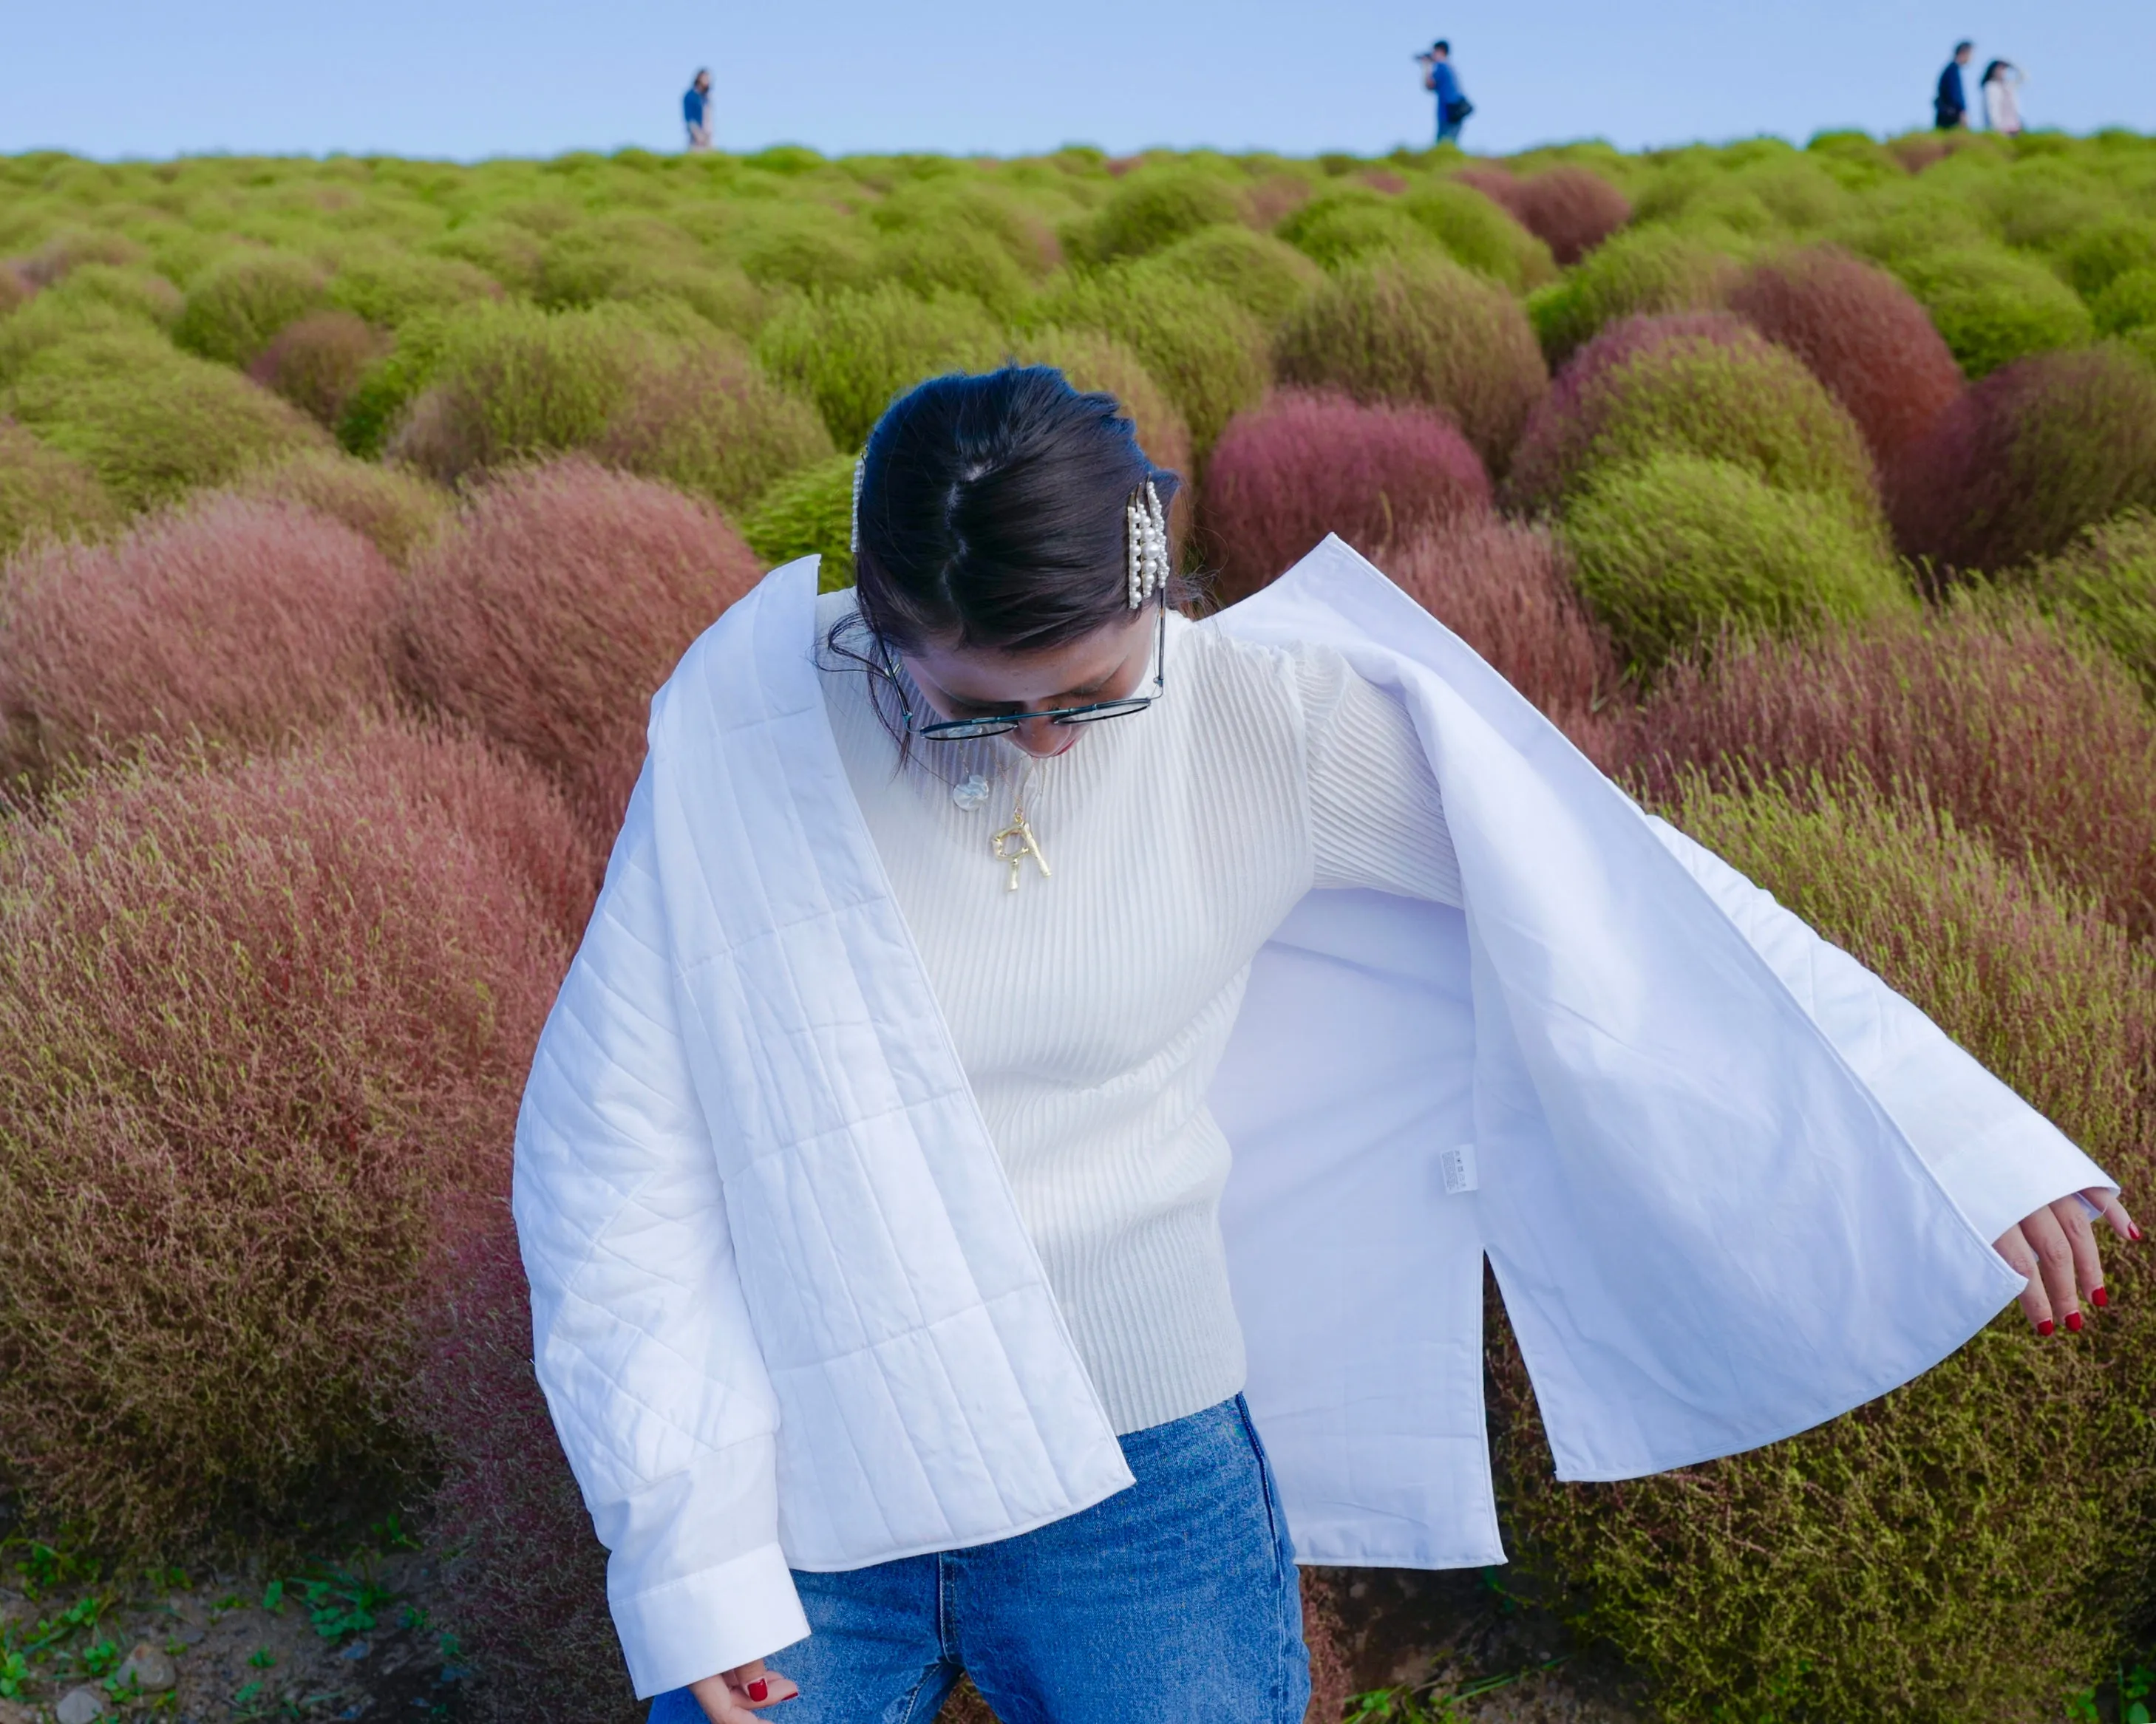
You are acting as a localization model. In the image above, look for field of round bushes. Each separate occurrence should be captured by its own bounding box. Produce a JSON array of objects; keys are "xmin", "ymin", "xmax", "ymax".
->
[{"xmin": 2, "ymin": 127, "xmax": 2156, "ymax": 1723}]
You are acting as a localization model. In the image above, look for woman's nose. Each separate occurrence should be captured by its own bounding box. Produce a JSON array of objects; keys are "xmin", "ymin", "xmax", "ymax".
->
[{"xmin": 1012, "ymin": 715, "xmax": 1075, "ymax": 757}]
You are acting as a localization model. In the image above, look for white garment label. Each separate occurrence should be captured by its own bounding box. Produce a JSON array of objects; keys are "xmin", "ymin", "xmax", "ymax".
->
[{"xmin": 1440, "ymin": 1142, "xmax": 1479, "ymax": 1196}]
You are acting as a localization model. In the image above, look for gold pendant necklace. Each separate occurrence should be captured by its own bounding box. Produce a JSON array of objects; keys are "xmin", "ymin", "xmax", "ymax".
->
[{"xmin": 989, "ymin": 763, "xmax": 1051, "ymax": 893}]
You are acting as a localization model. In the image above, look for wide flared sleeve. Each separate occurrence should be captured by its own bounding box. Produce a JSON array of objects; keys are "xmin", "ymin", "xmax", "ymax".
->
[{"xmin": 511, "ymin": 764, "xmax": 810, "ymax": 1698}]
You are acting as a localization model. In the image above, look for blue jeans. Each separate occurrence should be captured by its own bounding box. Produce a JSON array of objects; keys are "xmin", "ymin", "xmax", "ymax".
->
[{"xmin": 647, "ymin": 1396, "xmax": 1308, "ymax": 1723}]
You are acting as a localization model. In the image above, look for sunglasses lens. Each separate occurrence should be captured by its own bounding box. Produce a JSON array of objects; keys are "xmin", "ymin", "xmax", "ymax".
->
[{"xmin": 1054, "ymin": 701, "xmax": 1150, "ymax": 726}]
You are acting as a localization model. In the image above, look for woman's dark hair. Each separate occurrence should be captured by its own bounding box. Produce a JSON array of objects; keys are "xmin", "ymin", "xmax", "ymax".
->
[
  {"xmin": 848, "ymin": 366, "xmax": 1185, "ymax": 658},
  {"xmin": 1981, "ymin": 59, "xmax": 2009, "ymax": 84}
]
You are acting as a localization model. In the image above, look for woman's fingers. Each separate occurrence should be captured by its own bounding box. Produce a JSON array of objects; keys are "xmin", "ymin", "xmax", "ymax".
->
[
  {"xmin": 2019, "ymin": 1203, "xmax": 2084, "ymax": 1332},
  {"xmin": 688, "ymin": 1663, "xmax": 798, "ymax": 1722},
  {"xmin": 1993, "ymin": 1220, "xmax": 2053, "ymax": 1333},
  {"xmin": 2047, "ymin": 1193, "xmax": 2108, "ymax": 1308},
  {"xmin": 2084, "ymin": 1185, "xmax": 2141, "ymax": 1244}
]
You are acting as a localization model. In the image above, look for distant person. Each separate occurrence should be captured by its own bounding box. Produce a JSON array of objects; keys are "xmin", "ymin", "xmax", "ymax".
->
[
  {"xmin": 1417, "ymin": 39, "xmax": 1472, "ymax": 146},
  {"xmin": 684, "ymin": 68, "xmax": 714, "ymax": 151},
  {"xmin": 1982, "ymin": 60, "xmax": 2024, "ymax": 134},
  {"xmin": 1934, "ymin": 41, "xmax": 1973, "ymax": 130}
]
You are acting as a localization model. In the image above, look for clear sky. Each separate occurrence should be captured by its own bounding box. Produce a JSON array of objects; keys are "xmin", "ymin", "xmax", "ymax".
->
[{"xmin": 5, "ymin": 0, "xmax": 2153, "ymax": 164}]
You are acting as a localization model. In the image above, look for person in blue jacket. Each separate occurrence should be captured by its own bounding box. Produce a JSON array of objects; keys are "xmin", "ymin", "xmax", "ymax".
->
[
  {"xmin": 1935, "ymin": 41, "xmax": 1973, "ymax": 130},
  {"xmin": 1418, "ymin": 41, "xmax": 1472, "ymax": 146},
  {"xmin": 684, "ymin": 68, "xmax": 714, "ymax": 151}
]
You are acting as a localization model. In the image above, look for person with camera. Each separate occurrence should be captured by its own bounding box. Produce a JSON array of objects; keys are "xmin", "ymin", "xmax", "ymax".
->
[{"xmin": 1418, "ymin": 40, "xmax": 1472, "ymax": 146}]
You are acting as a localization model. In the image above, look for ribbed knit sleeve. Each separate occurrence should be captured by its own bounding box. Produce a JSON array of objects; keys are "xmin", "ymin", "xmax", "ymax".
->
[{"xmin": 1298, "ymin": 647, "xmax": 1463, "ymax": 907}]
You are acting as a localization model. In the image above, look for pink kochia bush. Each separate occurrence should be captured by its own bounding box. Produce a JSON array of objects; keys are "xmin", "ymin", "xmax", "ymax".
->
[
  {"xmin": 411, "ymin": 1214, "xmax": 644, "ymax": 1724},
  {"xmin": 1619, "ymin": 598, "xmax": 2156, "ymax": 938},
  {"xmin": 0, "ymin": 494, "xmax": 401, "ymax": 784},
  {"xmin": 1727, "ymin": 245, "xmax": 1965, "ymax": 469},
  {"xmin": 1202, "ymin": 392, "xmax": 1492, "ymax": 605},
  {"xmin": 393, "ymin": 456, "xmax": 763, "ymax": 845},
  {"xmin": 1455, "ymin": 166, "xmax": 1632, "ymax": 265},
  {"xmin": 1376, "ymin": 517, "xmax": 1619, "ymax": 754},
  {"xmin": 0, "ymin": 723, "xmax": 577, "ymax": 1547},
  {"xmin": 1887, "ymin": 344, "xmax": 2156, "ymax": 577}
]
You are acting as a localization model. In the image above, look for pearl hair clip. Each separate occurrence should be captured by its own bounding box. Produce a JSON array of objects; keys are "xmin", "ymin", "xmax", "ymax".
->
[
  {"xmin": 1125, "ymin": 480, "xmax": 1169, "ymax": 610},
  {"xmin": 849, "ymin": 457, "xmax": 865, "ymax": 557}
]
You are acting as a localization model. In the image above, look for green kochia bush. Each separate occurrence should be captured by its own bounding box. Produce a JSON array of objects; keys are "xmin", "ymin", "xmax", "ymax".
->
[
  {"xmin": 225, "ymin": 449, "xmax": 452, "ymax": 569},
  {"xmin": 741, "ymin": 452, "xmax": 859, "ymax": 590},
  {"xmin": 1507, "ymin": 313, "xmax": 1881, "ymax": 522},
  {"xmin": 8, "ymin": 331, "xmax": 330, "ymax": 513},
  {"xmin": 327, "ymin": 250, "xmax": 503, "ymax": 327},
  {"xmin": 1398, "ymin": 178, "xmax": 1557, "ymax": 291},
  {"xmin": 2029, "ymin": 510, "xmax": 2156, "ymax": 701},
  {"xmin": 0, "ymin": 420, "xmax": 118, "ymax": 554},
  {"xmin": 2092, "ymin": 266, "xmax": 2156, "ymax": 335},
  {"xmin": 383, "ymin": 302, "xmax": 658, "ymax": 483},
  {"xmin": 1275, "ymin": 187, "xmax": 1438, "ymax": 270},
  {"xmin": 1562, "ymin": 452, "xmax": 1906, "ymax": 670},
  {"xmin": 171, "ymin": 249, "xmax": 331, "ymax": 367},
  {"xmin": 754, "ymin": 283, "xmax": 1004, "ymax": 451},
  {"xmin": 0, "ymin": 727, "xmax": 577, "ymax": 1549},
  {"xmin": 1068, "ymin": 166, "xmax": 1247, "ymax": 265},
  {"xmin": 1275, "ymin": 253, "xmax": 1547, "ymax": 475},
  {"xmin": 1527, "ymin": 226, "xmax": 1741, "ymax": 367},
  {"xmin": 1023, "ymin": 265, "xmax": 1268, "ymax": 458},
  {"xmin": 1146, "ymin": 225, "xmax": 1324, "ymax": 327},
  {"xmin": 595, "ymin": 342, "xmax": 836, "ymax": 514},
  {"xmin": 1889, "ymin": 246, "xmax": 2095, "ymax": 378},
  {"xmin": 1494, "ymin": 769, "xmax": 2155, "ymax": 1724}
]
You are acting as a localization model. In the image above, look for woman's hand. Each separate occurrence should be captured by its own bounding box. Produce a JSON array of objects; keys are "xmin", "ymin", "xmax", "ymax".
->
[
  {"xmin": 1993, "ymin": 1187, "xmax": 2141, "ymax": 1335},
  {"xmin": 687, "ymin": 1661, "xmax": 799, "ymax": 1720}
]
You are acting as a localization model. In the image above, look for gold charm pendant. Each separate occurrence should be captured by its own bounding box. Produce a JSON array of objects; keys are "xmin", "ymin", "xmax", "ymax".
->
[{"xmin": 990, "ymin": 811, "xmax": 1051, "ymax": 893}]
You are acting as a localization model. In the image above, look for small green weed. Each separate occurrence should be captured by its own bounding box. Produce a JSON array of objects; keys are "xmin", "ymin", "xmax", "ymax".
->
[
  {"xmin": 1346, "ymin": 1658, "xmax": 1571, "ymax": 1723},
  {"xmin": 247, "ymin": 1646, "xmax": 276, "ymax": 1669}
]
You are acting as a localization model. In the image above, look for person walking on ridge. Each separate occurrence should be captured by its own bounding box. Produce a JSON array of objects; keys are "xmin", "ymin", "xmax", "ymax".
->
[
  {"xmin": 1982, "ymin": 60, "xmax": 2025, "ymax": 135},
  {"xmin": 684, "ymin": 68, "xmax": 714, "ymax": 151},
  {"xmin": 1418, "ymin": 41, "xmax": 1472, "ymax": 146},
  {"xmin": 1935, "ymin": 41, "xmax": 1973, "ymax": 130}
]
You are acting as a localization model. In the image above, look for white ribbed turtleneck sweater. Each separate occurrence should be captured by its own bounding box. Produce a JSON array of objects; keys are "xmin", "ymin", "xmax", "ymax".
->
[{"xmin": 815, "ymin": 590, "xmax": 1460, "ymax": 1434}]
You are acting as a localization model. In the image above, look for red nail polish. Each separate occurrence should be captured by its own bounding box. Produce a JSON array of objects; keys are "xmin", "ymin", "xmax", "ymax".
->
[
  {"xmin": 747, "ymin": 1678, "xmax": 769, "ymax": 1703},
  {"xmin": 2037, "ymin": 1319, "xmax": 2055, "ymax": 1337},
  {"xmin": 2133, "ymin": 1224, "xmax": 2145, "ymax": 1242},
  {"xmin": 2065, "ymin": 1311, "xmax": 2084, "ymax": 1333},
  {"xmin": 2092, "ymin": 1286, "xmax": 2109, "ymax": 1308}
]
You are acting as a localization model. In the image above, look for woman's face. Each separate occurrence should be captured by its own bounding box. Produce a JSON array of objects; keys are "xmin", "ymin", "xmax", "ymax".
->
[{"xmin": 902, "ymin": 608, "xmax": 1156, "ymax": 758}]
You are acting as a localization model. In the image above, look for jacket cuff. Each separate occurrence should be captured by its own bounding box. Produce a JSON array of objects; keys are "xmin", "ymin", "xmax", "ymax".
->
[
  {"xmin": 1925, "ymin": 1103, "xmax": 2116, "ymax": 1251},
  {"xmin": 613, "ymin": 1541, "xmax": 812, "ymax": 1700}
]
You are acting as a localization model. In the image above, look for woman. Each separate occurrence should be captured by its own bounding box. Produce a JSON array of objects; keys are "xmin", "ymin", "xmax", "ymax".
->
[
  {"xmin": 1983, "ymin": 60, "xmax": 2024, "ymax": 134},
  {"xmin": 514, "ymin": 368, "xmax": 2136, "ymax": 1724}
]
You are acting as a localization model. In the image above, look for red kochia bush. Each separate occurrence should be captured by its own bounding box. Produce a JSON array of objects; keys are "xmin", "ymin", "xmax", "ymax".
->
[
  {"xmin": 412, "ymin": 1213, "xmax": 642, "ymax": 1724},
  {"xmin": 394, "ymin": 457, "xmax": 763, "ymax": 844},
  {"xmin": 1888, "ymin": 344, "xmax": 2156, "ymax": 576},
  {"xmin": 1728, "ymin": 245, "xmax": 1965, "ymax": 467},
  {"xmin": 0, "ymin": 494, "xmax": 400, "ymax": 783},
  {"xmin": 246, "ymin": 307, "xmax": 387, "ymax": 429},
  {"xmin": 1376, "ymin": 517, "xmax": 1620, "ymax": 759},
  {"xmin": 0, "ymin": 725, "xmax": 576, "ymax": 1546},
  {"xmin": 1458, "ymin": 166, "xmax": 1632, "ymax": 265},
  {"xmin": 1620, "ymin": 598, "xmax": 2156, "ymax": 938},
  {"xmin": 1203, "ymin": 392, "xmax": 1492, "ymax": 605}
]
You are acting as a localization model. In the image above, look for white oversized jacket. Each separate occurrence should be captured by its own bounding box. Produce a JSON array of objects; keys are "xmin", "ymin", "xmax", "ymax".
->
[{"xmin": 512, "ymin": 538, "xmax": 2112, "ymax": 1698}]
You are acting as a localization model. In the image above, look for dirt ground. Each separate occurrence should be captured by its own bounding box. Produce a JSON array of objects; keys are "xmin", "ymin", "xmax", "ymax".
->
[{"xmin": 0, "ymin": 1544, "xmax": 469, "ymax": 1724}]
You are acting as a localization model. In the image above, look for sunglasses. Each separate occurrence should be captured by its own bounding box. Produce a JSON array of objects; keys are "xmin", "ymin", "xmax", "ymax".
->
[{"xmin": 876, "ymin": 598, "xmax": 1169, "ymax": 742}]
